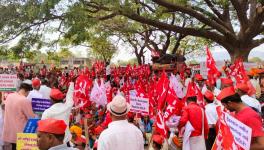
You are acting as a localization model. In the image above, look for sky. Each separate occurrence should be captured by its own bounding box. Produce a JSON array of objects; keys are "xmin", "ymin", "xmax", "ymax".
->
[{"xmin": 94, "ymin": 43, "xmax": 264, "ymax": 63}]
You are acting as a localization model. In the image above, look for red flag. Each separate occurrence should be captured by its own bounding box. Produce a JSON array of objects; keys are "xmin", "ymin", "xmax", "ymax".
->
[
  {"xmin": 164, "ymin": 87, "xmax": 182, "ymax": 120},
  {"xmin": 100, "ymin": 112, "xmax": 112, "ymax": 128},
  {"xmin": 156, "ymin": 71, "xmax": 169, "ymax": 111},
  {"xmin": 212, "ymin": 106, "xmax": 240, "ymax": 150},
  {"xmin": 230, "ymin": 58, "xmax": 256, "ymax": 96},
  {"xmin": 206, "ymin": 47, "xmax": 220, "ymax": 84},
  {"xmin": 74, "ymin": 75, "xmax": 92, "ymax": 107},
  {"xmin": 148, "ymin": 83, "xmax": 156, "ymax": 118},
  {"xmin": 194, "ymin": 83, "xmax": 205, "ymax": 107},
  {"xmin": 183, "ymin": 82, "xmax": 204, "ymax": 107},
  {"xmin": 155, "ymin": 111, "xmax": 168, "ymax": 137}
]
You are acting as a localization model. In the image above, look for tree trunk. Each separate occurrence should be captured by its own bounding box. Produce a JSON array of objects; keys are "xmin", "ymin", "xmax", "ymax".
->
[
  {"xmin": 135, "ymin": 53, "xmax": 142, "ymax": 65},
  {"xmin": 228, "ymin": 47, "xmax": 251, "ymax": 62}
]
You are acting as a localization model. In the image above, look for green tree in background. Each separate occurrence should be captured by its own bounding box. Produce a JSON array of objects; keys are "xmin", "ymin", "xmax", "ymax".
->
[
  {"xmin": 57, "ymin": 48, "xmax": 73, "ymax": 59},
  {"xmin": 89, "ymin": 35, "xmax": 117, "ymax": 62},
  {"xmin": 249, "ymin": 57, "xmax": 263, "ymax": 63},
  {"xmin": 0, "ymin": 0, "xmax": 263, "ymax": 62}
]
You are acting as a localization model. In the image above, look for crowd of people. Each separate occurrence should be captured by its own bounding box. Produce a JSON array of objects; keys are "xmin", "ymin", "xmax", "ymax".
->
[{"xmin": 0, "ymin": 61, "xmax": 264, "ymax": 150}]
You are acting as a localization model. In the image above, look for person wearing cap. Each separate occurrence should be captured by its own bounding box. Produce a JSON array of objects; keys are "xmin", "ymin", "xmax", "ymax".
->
[
  {"xmin": 2, "ymin": 83, "xmax": 36, "ymax": 150},
  {"xmin": 220, "ymin": 78, "xmax": 234, "ymax": 89},
  {"xmin": 236, "ymin": 83, "xmax": 261, "ymax": 113},
  {"xmin": 194, "ymin": 74, "xmax": 206, "ymax": 92},
  {"xmin": 37, "ymin": 118, "xmax": 77, "ymax": 150},
  {"xmin": 70, "ymin": 125, "xmax": 83, "ymax": 143},
  {"xmin": 204, "ymin": 90, "xmax": 218, "ymax": 150},
  {"xmin": 178, "ymin": 95, "xmax": 209, "ymax": 150},
  {"xmin": 98, "ymin": 95, "xmax": 144, "ymax": 150},
  {"xmin": 218, "ymin": 87, "xmax": 264, "ymax": 149},
  {"xmin": 41, "ymin": 82, "xmax": 74, "ymax": 144},
  {"xmin": 27, "ymin": 78, "xmax": 43, "ymax": 101}
]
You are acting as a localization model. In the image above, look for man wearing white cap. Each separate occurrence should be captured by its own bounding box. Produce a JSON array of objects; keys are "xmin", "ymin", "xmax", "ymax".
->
[{"xmin": 98, "ymin": 95, "xmax": 144, "ymax": 150}]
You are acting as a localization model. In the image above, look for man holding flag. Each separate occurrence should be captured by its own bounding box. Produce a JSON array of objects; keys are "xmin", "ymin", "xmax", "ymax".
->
[{"xmin": 217, "ymin": 87, "xmax": 264, "ymax": 149}]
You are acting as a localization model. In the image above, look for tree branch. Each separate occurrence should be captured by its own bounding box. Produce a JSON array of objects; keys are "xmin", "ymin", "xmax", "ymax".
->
[
  {"xmin": 152, "ymin": 0, "xmax": 236, "ymax": 40},
  {"xmin": 249, "ymin": 0, "xmax": 257, "ymax": 22},
  {"xmin": 251, "ymin": 37, "xmax": 264, "ymax": 48},
  {"xmin": 230, "ymin": 0, "xmax": 249, "ymax": 29},
  {"xmin": 122, "ymin": 12, "xmax": 228, "ymax": 48},
  {"xmin": 0, "ymin": 16, "xmax": 63, "ymax": 44},
  {"xmin": 204, "ymin": 0, "xmax": 223, "ymax": 19},
  {"xmin": 98, "ymin": 12, "xmax": 118, "ymax": 20},
  {"xmin": 171, "ymin": 33, "xmax": 186, "ymax": 54},
  {"xmin": 138, "ymin": 1, "xmax": 155, "ymax": 12}
]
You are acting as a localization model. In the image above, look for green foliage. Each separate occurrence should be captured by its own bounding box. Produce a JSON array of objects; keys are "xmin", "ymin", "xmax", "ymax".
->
[
  {"xmin": 249, "ymin": 57, "xmax": 263, "ymax": 63},
  {"xmin": 57, "ymin": 48, "xmax": 73, "ymax": 59},
  {"xmin": 30, "ymin": 51, "xmax": 48, "ymax": 64},
  {"xmin": 47, "ymin": 50, "xmax": 61, "ymax": 65},
  {"xmin": 89, "ymin": 35, "xmax": 117, "ymax": 62},
  {"xmin": 116, "ymin": 58, "xmax": 138, "ymax": 66},
  {"xmin": 179, "ymin": 36, "xmax": 214, "ymax": 55}
]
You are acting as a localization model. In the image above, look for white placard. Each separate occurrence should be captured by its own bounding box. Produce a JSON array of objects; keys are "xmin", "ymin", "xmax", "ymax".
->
[
  {"xmin": 129, "ymin": 96, "xmax": 149, "ymax": 114},
  {"xmin": 224, "ymin": 112, "xmax": 252, "ymax": 150},
  {"xmin": 0, "ymin": 74, "xmax": 17, "ymax": 91}
]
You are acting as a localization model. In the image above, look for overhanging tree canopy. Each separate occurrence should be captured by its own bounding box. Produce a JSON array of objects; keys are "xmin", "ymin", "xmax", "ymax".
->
[
  {"xmin": 0, "ymin": 0, "xmax": 263, "ymax": 61},
  {"xmin": 87, "ymin": 0, "xmax": 264, "ymax": 60}
]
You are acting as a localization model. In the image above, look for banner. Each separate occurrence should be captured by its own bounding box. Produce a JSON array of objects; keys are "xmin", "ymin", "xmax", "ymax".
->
[
  {"xmin": 129, "ymin": 94, "xmax": 149, "ymax": 114},
  {"xmin": 224, "ymin": 112, "xmax": 252, "ymax": 150},
  {"xmin": 17, "ymin": 133, "xmax": 39, "ymax": 150},
  {"xmin": 23, "ymin": 119, "xmax": 40, "ymax": 133},
  {"xmin": 0, "ymin": 74, "xmax": 17, "ymax": 91},
  {"xmin": 31, "ymin": 98, "xmax": 52, "ymax": 113}
]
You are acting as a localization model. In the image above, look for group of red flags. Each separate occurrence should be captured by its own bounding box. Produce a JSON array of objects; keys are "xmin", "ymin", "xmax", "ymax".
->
[{"xmin": 71, "ymin": 47, "xmax": 255, "ymax": 148}]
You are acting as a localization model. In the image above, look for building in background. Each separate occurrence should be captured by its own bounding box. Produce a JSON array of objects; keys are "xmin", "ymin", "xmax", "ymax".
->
[{"xmin": 60, "ymin": 57, "xmax": 91, "ymax": 68}]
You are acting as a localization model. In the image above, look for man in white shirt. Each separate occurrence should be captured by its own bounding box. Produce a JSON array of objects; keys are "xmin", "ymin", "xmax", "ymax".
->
[
  {"xmin": 27, "ymin": 78, "xmax": 43, "ymax": 101},
  {"xmin": 39, "ymin": 79, "xmax": 51, "ymax": 99},
  {"xmin": 204, "ymin": 90, "xmax": 218, "ymax": 150},
  {"xmin": 41, "ymin": 82, "xmax": 74, "ymax": 144},
  {"xmin": 98, "ymin": 95, "xmax": 144, "ymax": 150},
  {"xmin": 236, "ymin": 83, "xmax": 261, "ymax": 113}
]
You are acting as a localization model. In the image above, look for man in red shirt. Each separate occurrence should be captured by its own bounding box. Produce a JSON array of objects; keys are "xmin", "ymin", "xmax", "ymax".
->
[
  {"xmin": 218, "ymin": 87, "xmax": 264, "ymax": 150},
  {"xmin": 178, "ymin": 95, "xmax": 209, "ymax": 150}
]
